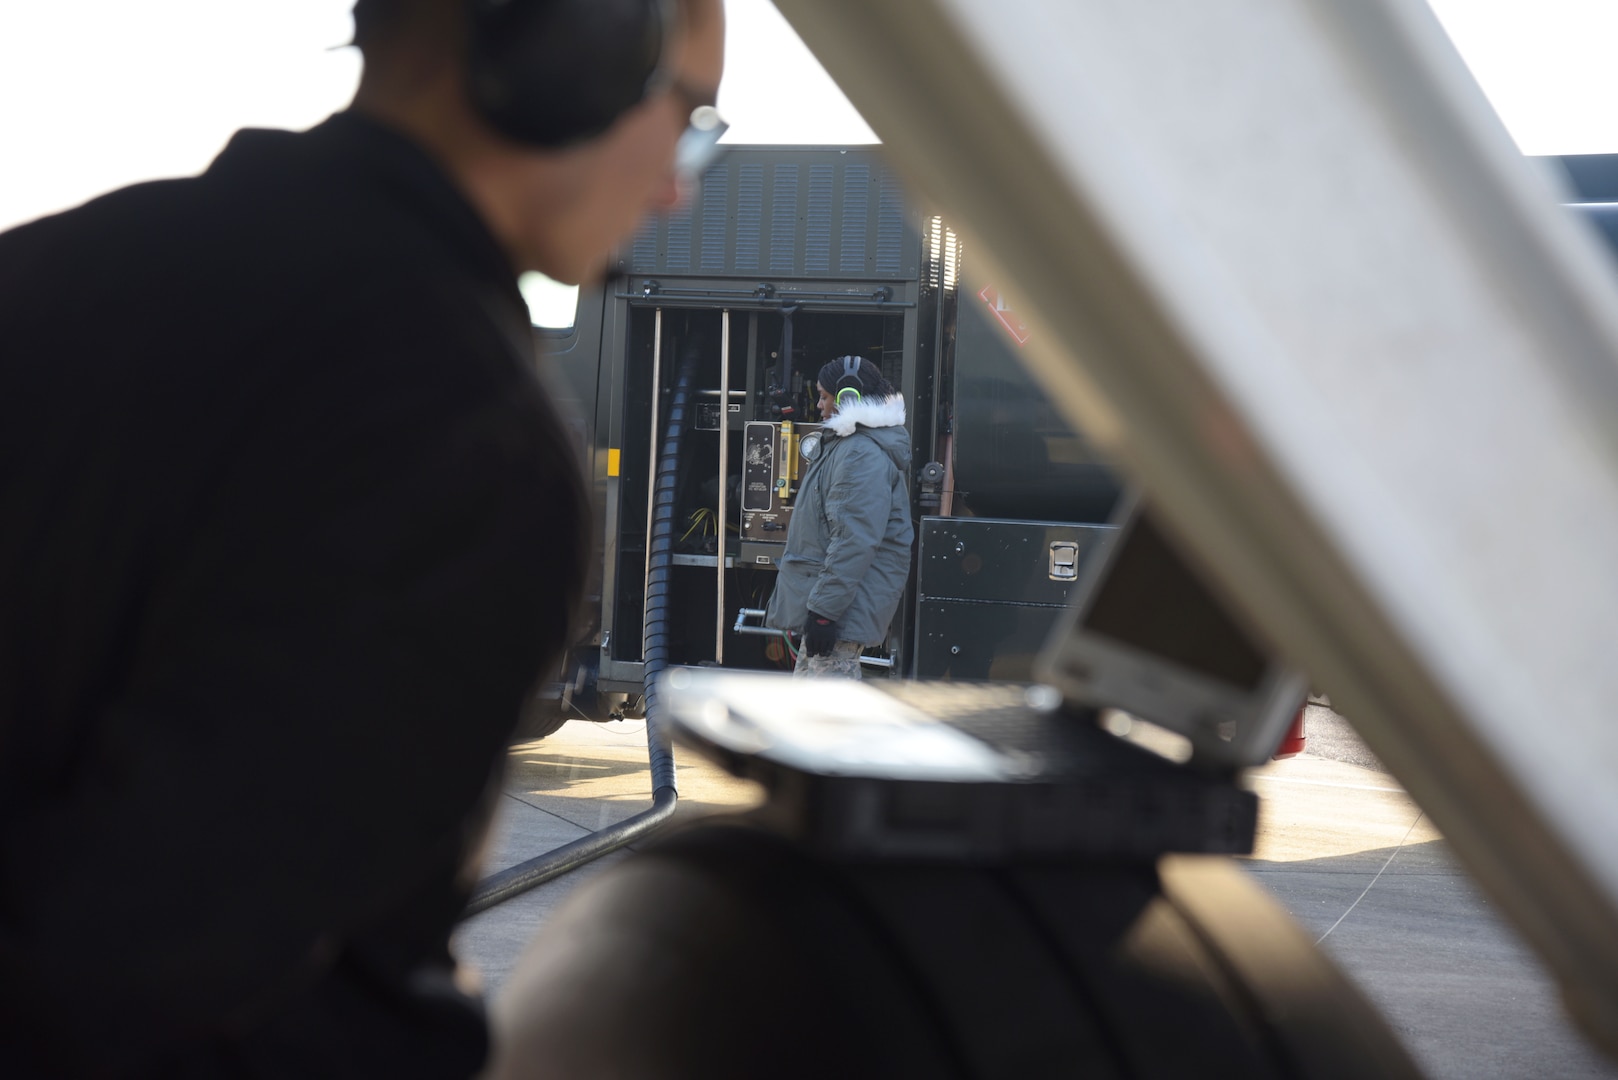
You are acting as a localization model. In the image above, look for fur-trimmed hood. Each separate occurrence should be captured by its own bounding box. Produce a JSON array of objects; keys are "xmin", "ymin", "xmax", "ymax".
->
[
  {"xmin": 819, "ymin": 392, "xmax": 911, "ymax": 487},
  {"xmin": 823, "ymin": 393, "xmax": 906, "ymax": 437}
]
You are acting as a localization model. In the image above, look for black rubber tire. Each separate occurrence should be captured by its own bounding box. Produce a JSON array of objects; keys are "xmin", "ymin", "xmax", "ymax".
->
[
  {"xmin": 513, "ymin": 695, "xmax": 570, "ymax": 741},
  {"xmin": 488, "ymin": 822, "xmax": 1426, "ymax": 1080}
]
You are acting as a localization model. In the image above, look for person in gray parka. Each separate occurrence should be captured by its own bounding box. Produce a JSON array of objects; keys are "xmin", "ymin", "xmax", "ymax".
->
[{"xmin": 766, "ymin": 355, "xmax": 915, "ymax": 677}]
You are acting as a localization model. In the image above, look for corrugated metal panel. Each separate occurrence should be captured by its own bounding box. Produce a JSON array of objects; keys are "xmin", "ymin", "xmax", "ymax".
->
[
  {"xmin": 699, "ymin": 167, "xmax": 728, "ymax": 272},
  {"xmin": 665, "ymin": 211, "xmax": 692, "ymax": 273},
  {"xmin": 632, "ymin": 219, "xmax": 658, "ymax": 269},
  {"xmin": 735, "ymin": 163, "xmax": 764, "ymax": 274},
  {"xmin": 839, "ymin": 163, "xmax": 870, "ymax": 273},
  {"xmin": 926, "ymin": 215, "xmax": 943, "ymax": 291},
  {"xmin": 618, "ymin": 149, "xmax": 921, "ymax": 280},
  {"xmin": 806, "ymin": 165, "xmax": 834, "ymax": 275},
  {"xmin": 769, "ymin": 164, "xmax": 800, "ymax": 274},
  {"xmin": 877, "ymin": 169, "xmax": 906, "ymax": 275}
]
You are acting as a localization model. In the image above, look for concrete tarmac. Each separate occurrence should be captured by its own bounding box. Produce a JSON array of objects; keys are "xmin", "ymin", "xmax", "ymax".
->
[
  {"xmin": 455, "ymin": 706, "xmax": 1618, "ymax": 1079},
  {"xmin": 1246, "ymin": 707, "xmax": 1618, "ymax": 1079}
]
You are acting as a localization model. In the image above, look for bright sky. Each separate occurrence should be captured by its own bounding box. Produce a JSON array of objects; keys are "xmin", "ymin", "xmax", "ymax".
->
[{"xmin": 0, "ymin": 0, "xmax": 1615, "ymax": 234}]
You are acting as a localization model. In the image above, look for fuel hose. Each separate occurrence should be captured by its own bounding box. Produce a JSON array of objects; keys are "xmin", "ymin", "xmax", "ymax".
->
[{"xmin": 464, "ymin": 344, "xmax": 700, "ymax": 915}]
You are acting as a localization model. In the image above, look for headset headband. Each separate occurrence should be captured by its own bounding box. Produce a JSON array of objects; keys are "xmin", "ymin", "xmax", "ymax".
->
[
  {"xmin": 835, "ymin": 355, "xmax": 864, "ymax": 408},
  {"xmin": 467, "ymin": 0, "xmax": 674, "ymax": 149}
]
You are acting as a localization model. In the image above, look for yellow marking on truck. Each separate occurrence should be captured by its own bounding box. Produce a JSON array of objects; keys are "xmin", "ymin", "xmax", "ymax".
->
[{"xmin": 607, "ymin": 448, "xmax": 621, "ymax": 477}]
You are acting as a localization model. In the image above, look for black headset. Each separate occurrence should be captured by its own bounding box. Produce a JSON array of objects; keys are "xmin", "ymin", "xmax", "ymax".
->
[
  {"xmin": 834, "ymin": 355, "xmax": 866, "ymax": 409},
  {"xmin": 466, "ymin": 0, "xmax": 676, "ymax": 148}
]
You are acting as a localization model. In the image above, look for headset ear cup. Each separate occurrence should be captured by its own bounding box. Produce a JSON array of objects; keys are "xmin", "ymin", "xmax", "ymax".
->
[
  {"xmin": 467, "ymin": 0, "xmax": 672, "ymax": 149},
  {"xmin": 833, "ymin": 355, "xmax": 865, "ymax": 408}
]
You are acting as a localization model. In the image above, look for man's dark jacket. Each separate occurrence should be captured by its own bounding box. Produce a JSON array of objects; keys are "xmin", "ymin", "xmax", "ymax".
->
[{"xmin": 0, "ymin": 112, "xmax": 588, "ymax": 1076}]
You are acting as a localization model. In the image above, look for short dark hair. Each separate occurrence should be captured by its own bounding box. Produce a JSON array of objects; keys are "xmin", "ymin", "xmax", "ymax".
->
[
  {"xmin": 351, "ymin": 0, "xmax": 442, "ymax": 54},
  {"xmin": 352, "ymin": 0, "xmax": 704, "ymax": 58}
]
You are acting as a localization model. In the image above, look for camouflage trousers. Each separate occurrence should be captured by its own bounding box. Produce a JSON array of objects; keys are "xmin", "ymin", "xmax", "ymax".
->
[{"xmin": 793, "ymin": 639, "xmax": 864, "ymax": 679}]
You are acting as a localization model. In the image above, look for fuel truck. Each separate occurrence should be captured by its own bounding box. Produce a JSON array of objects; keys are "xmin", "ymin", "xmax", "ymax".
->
[{"xmin": 522, "ymin": 145, "xmax": 1122, "ymax": 737}]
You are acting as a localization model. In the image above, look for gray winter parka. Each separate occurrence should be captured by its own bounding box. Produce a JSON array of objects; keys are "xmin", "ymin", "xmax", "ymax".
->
[{"xmin": 766, "ymin": 394, "xmax": 915, "ymax": 646}]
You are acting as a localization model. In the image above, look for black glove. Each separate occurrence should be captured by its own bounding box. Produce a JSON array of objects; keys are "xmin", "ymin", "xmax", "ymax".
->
[{"xmin": 802, "ymin": 612, "xmax": 838, "ymax": 657}]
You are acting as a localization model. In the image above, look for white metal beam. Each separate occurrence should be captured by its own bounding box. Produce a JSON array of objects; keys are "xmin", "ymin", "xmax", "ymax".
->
[{"xmin": 771, "ymin": 0, "xmax": 1618, "ymax": 1052}]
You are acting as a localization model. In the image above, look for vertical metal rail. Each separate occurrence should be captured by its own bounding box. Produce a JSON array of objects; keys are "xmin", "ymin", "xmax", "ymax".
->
[
  {"xmin": 715, "ymin": 310, "xmax": 731, "ymax": 664},
  {"xmin": 642, "ymin": 308, "xmax": 663, "ymax": 655}
]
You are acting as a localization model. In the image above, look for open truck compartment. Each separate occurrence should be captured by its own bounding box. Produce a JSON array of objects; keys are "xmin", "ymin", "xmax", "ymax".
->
[{"xmin": 540, "ymin": 146, "xmax": 1122, "ymax": 709}]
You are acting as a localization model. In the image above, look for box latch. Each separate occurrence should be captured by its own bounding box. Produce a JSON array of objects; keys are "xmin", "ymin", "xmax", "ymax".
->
[{"xmin": 1049, "ymin": 541, "xmax": 1080, "ymax": 581}]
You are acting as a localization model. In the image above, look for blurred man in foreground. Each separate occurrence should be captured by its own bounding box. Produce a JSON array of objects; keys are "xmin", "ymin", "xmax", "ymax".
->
[{"xmin": 0, "ymin": 0, "xmax": 723, "ymax": 1074}]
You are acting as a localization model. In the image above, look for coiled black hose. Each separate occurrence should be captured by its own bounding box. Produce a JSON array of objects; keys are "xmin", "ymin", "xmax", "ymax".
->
[
  {"xmin": 639, "ymin": 347, "xmax": 698, "ymax": 798},
  {"xmin": 464, "ymin": 346, "xmax": 700, "ymax": 916}
]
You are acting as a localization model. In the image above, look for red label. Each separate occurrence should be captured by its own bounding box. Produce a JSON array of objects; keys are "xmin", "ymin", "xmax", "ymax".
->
[{"xmin": 979, "ymin": 285, "xmax": 1030, "ymax": 346}]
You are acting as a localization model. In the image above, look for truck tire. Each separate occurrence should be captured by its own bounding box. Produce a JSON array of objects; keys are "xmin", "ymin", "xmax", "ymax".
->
[
  {"xmin": 513, "ymin": 695, "xmax": 570, "ymax": 741},
  {"xmin": 489, "ymin": 822, "xmax": 1423, "ymax": 1080}
]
